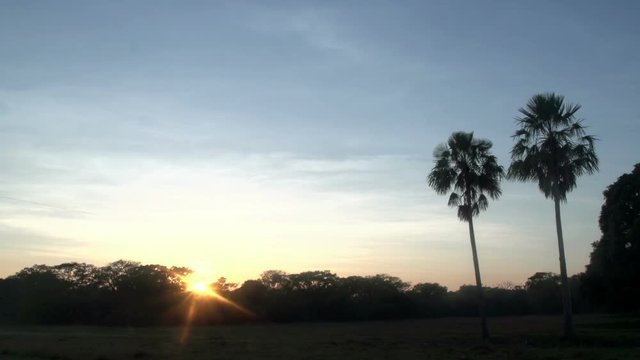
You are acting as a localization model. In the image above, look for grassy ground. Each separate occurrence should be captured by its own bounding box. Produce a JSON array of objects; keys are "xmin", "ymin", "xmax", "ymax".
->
[{"xmin": 1, "ymin": 315, "xmax": 638, "ymax": 359}]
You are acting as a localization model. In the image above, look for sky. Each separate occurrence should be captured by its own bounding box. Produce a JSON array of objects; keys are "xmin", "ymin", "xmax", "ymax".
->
[{"xmin": 0, "ymin": 1, "xmax": 638, "ymax": 289}]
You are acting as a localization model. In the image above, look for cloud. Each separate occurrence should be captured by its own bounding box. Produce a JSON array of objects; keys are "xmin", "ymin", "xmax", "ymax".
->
[
  {"xmin": 245, "ymin": 5, "xmax": 365, "ymax": 61},
  {"xmin": 0, "ymin": 223, "xmax": 83, "ymax": 255},
  {"xmin": 286, "ymin": 11, "xmax": 364, "ymax": 60},
  {"xmin": 0, "ymin": 223, "xmax": 90, "ymax": 278}
]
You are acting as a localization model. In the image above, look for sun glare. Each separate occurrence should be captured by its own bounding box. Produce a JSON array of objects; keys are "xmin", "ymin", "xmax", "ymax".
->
[{"xmin": 183, "ymin": 274, "xmax": 218, "ymax": 297}]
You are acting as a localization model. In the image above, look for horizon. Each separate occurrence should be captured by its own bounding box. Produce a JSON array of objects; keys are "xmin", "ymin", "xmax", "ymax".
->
[
  {"xmin": 1, "ymin": 1, "xmax": 639, "ymax": 290},
  {"xmin": 0, "ymin": 257, "xmax": 581, "ymax": 291}
]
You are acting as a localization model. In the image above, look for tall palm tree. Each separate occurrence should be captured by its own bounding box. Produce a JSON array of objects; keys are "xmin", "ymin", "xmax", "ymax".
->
[
  {"xmin": 428, "ymin": 131, "xmax": 504, "ymax": 340},
  {"xmin": 508, "ymin": 93, "xmax": 598, "ymax": 338}
]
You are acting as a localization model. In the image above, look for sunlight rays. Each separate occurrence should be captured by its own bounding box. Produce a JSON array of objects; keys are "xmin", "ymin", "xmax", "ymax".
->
[
  {"xmin": 187, "ymin": 281, "xmax": 218, "ymax": 297},
  {"xmin": 178, "ymin": 271, "xmax": 254, "ymax": 344}
]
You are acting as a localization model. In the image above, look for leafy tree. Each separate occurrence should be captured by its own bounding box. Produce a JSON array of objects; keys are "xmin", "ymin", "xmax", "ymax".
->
[
  {"xmin": 585, "ymin": 163, "xmax": 640, "ymax": 310},
  {"xmin": 508, "ymin": 93, "xmax": 598, "ymax": 337},
  {"xmin": 340, "ymin": 275, "xmax": 413, "ymax": 320},
  {"xmin": 428, "ymin": 131, "xmax": 504, "ymax": 340},
  {"xmin": 409, "ymin": 283, "xmax": 448, "ymax": 317},
  {"xmin": 411, "ymin": 282, "xmax": 448, "ymax": 298},
  {"xmin": 4, "ymin": 266, "xmax": 71, "ymax": 323},
  {"xmin": 52, "ymin": 262, "xmax": 99, "ymax": 289},
  {"xmin": 234, "ymin": 280, "xmax": 269, "ymax": 317},
  {"xmin": 525, "ymin": 272, "xmax": 561, "ymax": 289},
  {"xmin": 525, "ymin": 272, "xmax": 562, "ymax": 314},
  {"xmin": 260, "ymin": 270, "xmax": 291, "ymax": 290},
  {"xmin": 96, "ymin": 260, "xmax": 141, "ymax": 292},
  {"xmin": 289, "ymin": 271, "xmax": 338, "ymax": 291},
  {"xmin": 213, "ymin": 277, "xmax": 238, "ymax": 294},
  {"xmin": 484, "ymin": 286, "xmax": 529, "ymax": 316}
]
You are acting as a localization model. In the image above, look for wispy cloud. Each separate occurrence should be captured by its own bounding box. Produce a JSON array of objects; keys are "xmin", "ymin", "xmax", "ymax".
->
[
  {"xmin": 245, "ymin": 5, "xmax": 365, "ymax": 61},
  {"xmin": 0, "ymin": 223, "xmax": 84, "ymax": 255},
  {"xmin": 0, "ymin": 194, "xmax": 92, "ymax": 218}
]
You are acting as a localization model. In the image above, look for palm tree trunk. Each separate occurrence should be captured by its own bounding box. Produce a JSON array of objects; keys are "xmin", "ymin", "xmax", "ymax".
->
[
  {"xmin": 554, "ymin": 197, "xmax": 574, "ymax": 338},
  {"xmin": 467, "ymin": 215, "xmax": 489, "ymax": 340}
]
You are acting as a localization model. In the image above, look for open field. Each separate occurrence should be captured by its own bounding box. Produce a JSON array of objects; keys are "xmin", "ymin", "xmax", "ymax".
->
[{"xmin": 1, "ymin": 315, "xmax": 639, "ymax": 360}]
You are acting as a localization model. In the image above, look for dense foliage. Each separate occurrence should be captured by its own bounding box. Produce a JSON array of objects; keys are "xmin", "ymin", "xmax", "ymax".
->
[
  {"xmin": 0, "ymin": 261, "xmax": 590, "ymax": 326},
  {"xmin": 583, "ymin": 163, "xmax": 640, "ymax": 311}
]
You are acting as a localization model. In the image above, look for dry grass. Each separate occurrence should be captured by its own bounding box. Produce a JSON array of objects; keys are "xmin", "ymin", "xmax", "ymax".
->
[{"xmin": 1, "ymin": 314, "xmax": 638, "ymax": 359}]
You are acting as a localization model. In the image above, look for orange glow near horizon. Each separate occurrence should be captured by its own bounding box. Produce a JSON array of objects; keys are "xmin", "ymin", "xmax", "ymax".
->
[
  {"xmin": 180, "ymin": 266, "xmax": 218, "ymax": 297},
  {"xmin": 186, "ymin": 281, "xmax": 217, "ymax": 297},
  {"xmin": 180, "ymin": 270, "xmax": 254, "ymax": 315},
  {"xmin": 179, "ymin": 271, "xmax": 255, "ymax": 345}
]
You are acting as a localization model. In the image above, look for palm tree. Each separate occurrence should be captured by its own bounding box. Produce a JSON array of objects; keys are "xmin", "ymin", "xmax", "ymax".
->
[
  {"xmin": 508, "ymin": 93, "xmax": 598, "ymax": 338},
  {"xmin": 428, "ymin": 131, "xmax": 504, "ymax": 340}
]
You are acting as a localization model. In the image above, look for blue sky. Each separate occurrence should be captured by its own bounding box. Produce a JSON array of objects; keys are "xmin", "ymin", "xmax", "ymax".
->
[{"xmin": 0, "ymin": 1, "xmax": 638, "ymax": 288}]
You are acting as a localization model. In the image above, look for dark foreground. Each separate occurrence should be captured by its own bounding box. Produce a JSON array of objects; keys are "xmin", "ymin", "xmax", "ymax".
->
[{"xmin": 1, "ymin": 315, "xmax": 639, "ymax": 359}]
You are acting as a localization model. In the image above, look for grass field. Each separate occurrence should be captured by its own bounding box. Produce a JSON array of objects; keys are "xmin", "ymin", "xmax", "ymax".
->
[{"xmin": 1, "ymin": 315, "xmax": 639, "ymax": 359}]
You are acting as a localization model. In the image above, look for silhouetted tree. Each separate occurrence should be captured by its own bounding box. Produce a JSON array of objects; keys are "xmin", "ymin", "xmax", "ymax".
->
[
  {"xmin": 508, "ymin": 93, "xmax": 599, "ymax": 337},
  {"xmin": 0, "ymin": 261, "xmax": 603, "ymax": 326},
  {"xmin": 525, "ymin": 272, "xmax": 562, "ymax": 314},
  {"xmin": 2, "ymin": 265, "xmax": 71, "ymax": 324},
  {"xmin": 340, "ymin": 274, "xmax": 413, "ymax": 320},
  {"xmin": 411, "ymin": 282, "xmax": 448, "ymax": 298},
  {"xmin": 233, "ymin": 279, "xmax": 269, "ymax": 319},
  {"xmin": 585, "ymin": 163, "xmax": 640, "ymax": 310},
  {"xmin": 484, "ymin": 286, "xmax": 529, "ymax": 316},
  {"xmin": 260, "ymin": 270, "xmax": 292, "ymax": 290},
  {"xmin": 96, "ymin": 260, "xmax": 141, "ymax": 292},
  {"xmin": 449, "ymin": 285, "xmax": 485, "ymax": 316},
  {"xmin": 409, "ymin": 283, "xmax": 448, "ymax": 317},
  {"xmin": 213, "ymin": 277, "xmax": 238, "ymax": 294},
  {"xmin": 289, "ymin": 270, "xmax": 339, "ymax": 291},
  {"xmin": 428, "ymin": 131, "xmax": 504, "ymax": 340},
  {"xmin": 51, "ymin": 262, "xmax": 99, "ymax": 288}
]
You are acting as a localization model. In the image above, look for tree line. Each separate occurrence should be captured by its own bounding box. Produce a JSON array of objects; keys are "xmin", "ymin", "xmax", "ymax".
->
[{"xmin": 0, "ymin": 262, "xmax": 601, "ymax": 326}]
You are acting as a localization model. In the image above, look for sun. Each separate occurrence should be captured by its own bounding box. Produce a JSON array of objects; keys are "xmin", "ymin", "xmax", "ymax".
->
[
  {"xmin": 184, "ymin": 276, "xmax": 218, "ymax": 297},
  {"xmin": 192, "ymin": 282, "xmax": 209, "ymax": 293}
]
